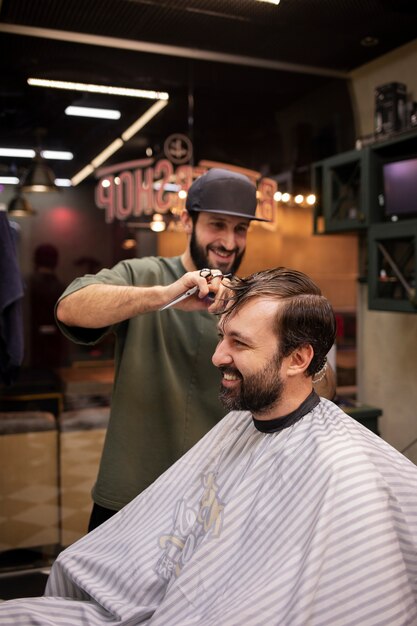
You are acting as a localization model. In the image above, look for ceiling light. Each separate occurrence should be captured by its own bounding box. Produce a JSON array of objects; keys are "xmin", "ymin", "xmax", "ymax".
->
[
  {"xmin": 71, "ymin": 100, "xmax": 169, "ymax": 186},
  {"xmin": 306, "ymin": 194, "xmax": 316, "ymax": 205},
  {"xmin": 20, "ymin": 151, "xmax": 58, "ymax": 192},
  {"xmin": 71, "ymin": 164, "xmax": 95, "ymax": 187},
  {"xmin": 7, "ymin": 192, "xmax": 36, "ymax": 217},
  {"xmin": 41, "ymin": 150, "xmax": 73, "ymax": 160},
  {"xmin": 150, "ymin": 214, "xmax": 166, "ymax": 232},
  {"xmin": 0, "ymin": 148, "xmax": 73, "ymax": 160},
  {"xmin": 55, "ymin": 178, "xmax": 72, "ymax": 187},
  {"xmin": 0, "ymin": 176, "xmax": 19, "ymax": 185},
  {"xmin": 294, "ymin": 194, "xmax": 304, "ymax": 204},
  {"xmin": 91, "ymin": 138, "xmax": 124, "ymax": 168},
  {"xmin": 65, "ymin": 105, "xmax": 121, "ymax": 120},
  {"xmin": 28, "ymin": 78, "xmax": 169, "ymax": 101},
  {"xmin": 121, "ymin": 100, "xmax": 168, "ymax": 141},
  {"xmin": 0, "ymin": 148, "xmax": 35, "ymax": 158},
  {"xmin": 256, "ymin": 0, "xmax": 280, "ymax": 5}
]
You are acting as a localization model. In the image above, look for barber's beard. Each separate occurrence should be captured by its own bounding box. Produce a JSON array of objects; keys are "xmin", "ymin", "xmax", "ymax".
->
[
  {"xmin": 219, "ymin": 354, "xmax": 284, "ymax": 416},
  {"xmin": 189, "ymin": 229, "xmax": 245, "ymax": 274}
]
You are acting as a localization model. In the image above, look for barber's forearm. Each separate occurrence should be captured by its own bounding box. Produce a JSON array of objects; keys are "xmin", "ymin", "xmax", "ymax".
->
[{"xmin": 56, "ymin": 283, "xmax": 166, "ymax": 328}]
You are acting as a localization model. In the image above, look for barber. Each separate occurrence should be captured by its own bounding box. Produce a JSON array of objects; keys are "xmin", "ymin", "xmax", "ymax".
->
[{"xmin": 55, "ymin": 168, "xmax": 335, "ymax": 531}]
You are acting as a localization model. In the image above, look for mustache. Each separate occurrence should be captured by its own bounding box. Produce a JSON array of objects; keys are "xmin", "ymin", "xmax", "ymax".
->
[
  {"xmin": 209, "ymin": 245, "xmax": 239, "ymax": 254},
  {"xmin": 219, "ymin": 366, "xmax": 242, "ymax": 378}
]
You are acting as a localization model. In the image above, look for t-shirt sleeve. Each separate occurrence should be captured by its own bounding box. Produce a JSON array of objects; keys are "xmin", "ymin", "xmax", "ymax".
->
[{"xmin": 54, "ymin": 258, "xmax": 165, "ymax": 346}]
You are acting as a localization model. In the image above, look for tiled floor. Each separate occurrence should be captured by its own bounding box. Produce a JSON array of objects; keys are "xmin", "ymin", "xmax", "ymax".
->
[
  {"xmin": 0, "ymin": 427, "xmax": 106, "ymax": 580},
  {"xmin": 60, "ymin": 428, "xmax": 106, "ymax": 546},
  {"xmin": 0, "ymin": 431, "xmax": 60, "ymax": 552}
]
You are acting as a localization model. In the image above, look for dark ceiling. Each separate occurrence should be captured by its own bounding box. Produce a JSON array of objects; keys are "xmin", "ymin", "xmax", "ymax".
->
[{"xmin": 1, "ymin": 0, "xmax": 417, "ymax": 183}]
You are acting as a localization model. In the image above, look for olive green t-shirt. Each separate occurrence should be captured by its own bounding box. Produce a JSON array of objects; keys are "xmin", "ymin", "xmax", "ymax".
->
[{"xmin": 56, "ymin": 256, "xmax": 224, "ymax": 510}]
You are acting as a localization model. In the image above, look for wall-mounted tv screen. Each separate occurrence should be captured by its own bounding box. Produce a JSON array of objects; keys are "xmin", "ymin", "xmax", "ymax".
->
[{"xmin": 383, "ymin": 157, "xmax": 417, "ymax": 218}]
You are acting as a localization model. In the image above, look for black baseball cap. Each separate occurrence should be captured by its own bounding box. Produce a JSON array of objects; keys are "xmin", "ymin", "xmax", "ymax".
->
[{"xmin": 185, "ymin": 168, "xmax": 270, "ymax": 222}]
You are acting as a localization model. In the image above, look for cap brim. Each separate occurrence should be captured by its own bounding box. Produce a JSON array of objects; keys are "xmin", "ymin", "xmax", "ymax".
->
[{"xmin": 191, "ymin": 207, "xmax": 271, "ymax": 222}]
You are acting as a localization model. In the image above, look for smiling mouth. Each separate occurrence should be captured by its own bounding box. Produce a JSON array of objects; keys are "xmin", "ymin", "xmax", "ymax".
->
[
  {"xmin": 220, "ymin": 368, "xmax": 242, "ymax": 389},
  {"xmin": 209, "ymin": 246, "xmax": 236, "ymax": 259},
  {"xmin": 223, "ymin": 371, "xmax": 240, "ymax": 381}
]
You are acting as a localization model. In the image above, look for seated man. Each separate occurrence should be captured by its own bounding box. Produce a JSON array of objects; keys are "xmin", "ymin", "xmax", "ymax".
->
[{"xmin": 2, "ymin": 268, "xmax": 417, "ymax": 625}]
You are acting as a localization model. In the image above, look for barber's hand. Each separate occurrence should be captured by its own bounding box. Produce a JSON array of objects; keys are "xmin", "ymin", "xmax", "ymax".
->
[
  {"xmin": 207, "ymin": 275, "xmax": 233, "ymax": 314},
  {"xmin": 161, "ymin": 269, "xmax": 228, "ymax": 312}
]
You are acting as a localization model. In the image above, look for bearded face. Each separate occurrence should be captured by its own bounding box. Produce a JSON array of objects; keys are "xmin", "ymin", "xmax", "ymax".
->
[
  {"xmin": 189, "ymin": 213, "xmax": 248, "ymax": 274},
  {"xmin": 218, "ymin": 351, "xmax": 284, "ymax": 416}
]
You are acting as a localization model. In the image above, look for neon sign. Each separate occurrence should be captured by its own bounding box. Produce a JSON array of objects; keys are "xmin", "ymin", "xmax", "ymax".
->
[{"xmin": 94, "ymin": 134, "xmax": 277, "ymax": 227}]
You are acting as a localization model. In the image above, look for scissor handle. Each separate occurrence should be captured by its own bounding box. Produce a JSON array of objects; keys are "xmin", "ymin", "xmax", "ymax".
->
[{"xmin": 159, "ymin": 271, "xmax": 232, "ymax": 311}]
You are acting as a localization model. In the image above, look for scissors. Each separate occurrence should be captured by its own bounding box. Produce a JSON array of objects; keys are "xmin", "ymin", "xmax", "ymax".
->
[{"xmin": 159, "ymin": 269, "xmax": 231, "ymax": 311}]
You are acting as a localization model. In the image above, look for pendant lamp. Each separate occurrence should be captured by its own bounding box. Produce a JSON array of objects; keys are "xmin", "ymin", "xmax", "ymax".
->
[
  {"xmin": 20, "ymin": 150, "xmax": 58, "ymax": 192},
  {"xmin": 7, "ymin": 191, "xmax": 36, "ymax": 217}
]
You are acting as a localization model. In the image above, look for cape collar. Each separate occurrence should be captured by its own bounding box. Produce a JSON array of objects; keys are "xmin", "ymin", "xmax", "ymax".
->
[{"xmin": 252, "ymin": 389, "xmax": 320, "ymax": 434}]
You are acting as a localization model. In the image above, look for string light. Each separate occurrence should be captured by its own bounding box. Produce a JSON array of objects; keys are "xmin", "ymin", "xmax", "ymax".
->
[
  {"xmin": 273, "ymin": 191, "xmax": 316, "ymax": 208},
  {"xmin": 150, "ymin": 214, "xmax": 166, "ymax": 232}
]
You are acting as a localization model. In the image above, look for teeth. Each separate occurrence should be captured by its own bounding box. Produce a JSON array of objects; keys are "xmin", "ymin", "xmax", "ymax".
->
[
  {"xmin": 223, "ymin": 372, "xmax": 239, "ymax": 381},
  {"xmin": 212, "ymin": 248, "xmax": 233, "ymax": 258}
]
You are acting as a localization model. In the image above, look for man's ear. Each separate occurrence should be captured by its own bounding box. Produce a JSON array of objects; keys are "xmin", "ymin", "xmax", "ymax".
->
[
  {"xmin": 286, "ymin": 345, "xmax": 314, "ymax": 377},
  {"xmin": 180, "ymin": 210, "xmax": 193, "ymax": 233}
]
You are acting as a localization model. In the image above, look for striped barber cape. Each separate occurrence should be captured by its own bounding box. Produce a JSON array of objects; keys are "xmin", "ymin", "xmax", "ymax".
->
[{"xmin": 2, "ymin": 398, "xmax": 417, "ymax": 625}]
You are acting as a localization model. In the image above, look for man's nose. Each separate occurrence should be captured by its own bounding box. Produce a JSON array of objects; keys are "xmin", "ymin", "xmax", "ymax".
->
[
  {"xmin": 221, "ymin": 228, "xmax": 237, "ymax": 251},
  {"xmin": 212, "ymin": 340, "xmax": 232, "ymax": 367}
]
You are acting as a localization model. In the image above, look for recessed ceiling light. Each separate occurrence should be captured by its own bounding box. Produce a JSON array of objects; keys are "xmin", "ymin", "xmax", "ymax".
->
[{"xmin": 65, "ymin": 105, "xmax": 121, "ymax": 120}]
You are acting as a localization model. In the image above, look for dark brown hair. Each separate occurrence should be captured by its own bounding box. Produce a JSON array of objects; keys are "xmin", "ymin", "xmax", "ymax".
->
[{"xmin": 221, "ymin": 267, "xmax": 336, "ymax": 376}]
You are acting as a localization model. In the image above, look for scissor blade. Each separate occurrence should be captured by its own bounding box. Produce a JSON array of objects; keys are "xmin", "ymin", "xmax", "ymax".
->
[{"xmin": 159, "ymin": 285, "xmax": 199, "ymax": 311}]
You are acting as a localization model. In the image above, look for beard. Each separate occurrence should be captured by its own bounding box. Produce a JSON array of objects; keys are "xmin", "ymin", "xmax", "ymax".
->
[
  {"xmin": 189, "ymin": 228, "xmax": 245, "ymax": 274},
  {"xmin": 219, "ymin": 353, "xmax": 284, "ymax": 416}
]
